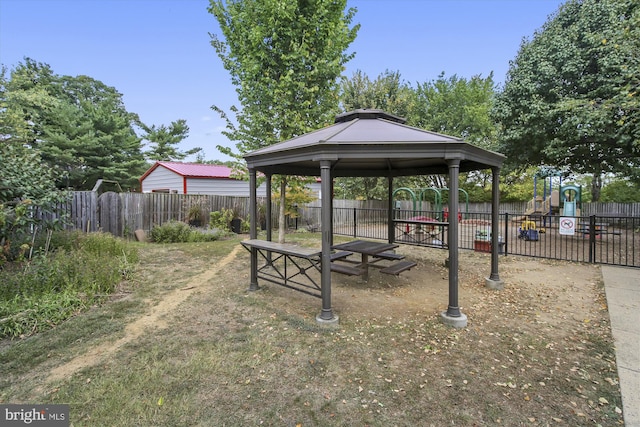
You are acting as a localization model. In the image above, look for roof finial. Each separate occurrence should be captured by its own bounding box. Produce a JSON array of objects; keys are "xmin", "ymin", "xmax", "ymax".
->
[{"xmin": 334, "ymin": 109, "xmax": 406, "ymax": 124}]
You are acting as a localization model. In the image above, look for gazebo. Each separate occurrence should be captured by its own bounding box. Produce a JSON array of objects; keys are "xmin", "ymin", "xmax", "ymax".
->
[{"xmin": 243, "ymin": 110, "xmax": 505, "ymax": 327}]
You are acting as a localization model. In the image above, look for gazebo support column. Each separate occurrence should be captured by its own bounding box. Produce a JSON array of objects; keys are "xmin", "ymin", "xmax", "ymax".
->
[
  {"xmin": 265, "ymin": 173, "xmax": 273, "ymax": 266},
  {"xmin": 248, "ymin": 168, "xmax": 259, "ymax": 291},
  {"xmin": 266, "ymin": 173, "xmax": 272, "ymax": 242},
  {"xmin": 317, "ymin": 160, "xmax": 338, "ymax": 325},
  {"xmin": 441, "ymin": 159, "xmax": 468, "ymax": 328},
  {"xmin": 486, "ymin": 167, "xmax": 505, "ymax": 290},
  {"xmin": 387, "ymin": 175, "xmax": 395, "ymax": 243}
]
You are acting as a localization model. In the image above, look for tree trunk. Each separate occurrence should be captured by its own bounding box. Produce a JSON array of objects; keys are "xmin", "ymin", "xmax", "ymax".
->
[
  {"xmin": 278, "ymin": 177, "xmax": 287, "ymax": 243},
  {"xmin": 590, "ymin": 173, "xmax": 602, "ymax": 202}
]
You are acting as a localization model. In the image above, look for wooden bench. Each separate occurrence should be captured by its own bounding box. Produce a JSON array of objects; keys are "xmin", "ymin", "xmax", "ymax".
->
[
  {"xmin": 331, "ymin": 251, "xmax": 353, "ymax": 261},
  {"xmin": 379, "ymin": 261, "xmax": 417, "ymax": 276},
  {"xmin": 330, "ymin": 263, "xmax": 365, "ymax": 276},
  {"xmin": 373, "ymin": 251, "xmax": 405, "ymax": 261}
]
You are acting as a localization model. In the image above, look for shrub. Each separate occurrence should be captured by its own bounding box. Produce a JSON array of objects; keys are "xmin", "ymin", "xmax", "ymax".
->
[
  {"xmin": 209, "ymin": 208, "xmax": 235, "ymax": 231},
  {"xmin": 149, "ymin": 221, "xmax": 222, "ymax": 243},
  {"xmin": 149, "ymin": 221, "xmax": 192, "ymax": 243}
]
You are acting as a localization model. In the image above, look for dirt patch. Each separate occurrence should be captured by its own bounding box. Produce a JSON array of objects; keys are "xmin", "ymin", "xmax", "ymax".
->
[
  {"xmin": 44, "ymin": 244, "xmax": 242, "ymax": 384},
  {"xmin": 21, "ymin": 239, "xmax": 619, "ymax": 425},
  {"xmin": 255, "ymin": 244, "xmax": 602, "ymax": 326},
  {"xmin": 44, "ymin": 243, "xmax": 603, "ymax": 385}
]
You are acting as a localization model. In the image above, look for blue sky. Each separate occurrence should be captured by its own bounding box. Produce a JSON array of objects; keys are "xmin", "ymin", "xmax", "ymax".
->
[{"xmin": 1, "ymin": 0, "xmax": 564, "ymax": 162}]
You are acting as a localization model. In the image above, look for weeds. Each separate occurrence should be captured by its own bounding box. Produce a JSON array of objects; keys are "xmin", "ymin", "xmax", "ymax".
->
[{"xmin": 0, "ymin": 232, "xmax": 139, "ymax": 338}]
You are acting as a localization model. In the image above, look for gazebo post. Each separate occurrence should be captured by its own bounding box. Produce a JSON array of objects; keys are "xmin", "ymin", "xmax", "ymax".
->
[
  {"xmin": 317, "ymin": 160, "xmax": 338, "ymax": 325},
  {"xmin": 248, "ymin": 168, "xmax": 259, "ymax": 291},
  {"xmin": 486, "ymin": 167, "xmax": 505, "ymax": 289},
  {"xmin": 265, "ymin": 173, "xmax": 273, "ymax": 265},
  {"xmin": 329, "ymin": 177, "xmax": 334, "ymax": 247},
  {"xmin": 387, "ymin": 175, "xmax": 395, "ymax": 243},
  {"xmin": 441, "ymin": 159, "xmax": 467, "ymax": 328},
  {"xmin": 265, "ymin": 173, "xmax": 272, "ymax": 242}
]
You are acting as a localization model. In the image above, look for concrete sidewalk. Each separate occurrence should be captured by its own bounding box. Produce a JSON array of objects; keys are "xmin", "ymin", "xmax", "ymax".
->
[{"xmin": 602, "ymin": 266, "xmax": 640, "ymax": 427}]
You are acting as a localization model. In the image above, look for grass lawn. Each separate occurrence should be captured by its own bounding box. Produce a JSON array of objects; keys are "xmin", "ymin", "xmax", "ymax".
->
[{"xmin": 0, "ymin": 234, "xmax": 624, "ymax": 426}]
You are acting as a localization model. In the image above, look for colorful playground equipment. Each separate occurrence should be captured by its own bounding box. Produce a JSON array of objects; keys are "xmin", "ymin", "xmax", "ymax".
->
[
  {"xmin": 517, "ymin": 168, "xmax": 583, "ymax": 236},
  {"xmin": 525, "ymin": 168, "xmax": 582, "ymax": 217},
  {"xmin": 393, "ymin": 187, "xmax": 469, "ymax": 220},
  {"xmin": 518, "ymin": 220, "xmax": 539, "ymax": 241}
]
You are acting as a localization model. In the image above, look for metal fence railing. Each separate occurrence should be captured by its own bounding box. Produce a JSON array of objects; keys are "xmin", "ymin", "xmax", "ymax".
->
[{"xmin": 297, "ymin": 207, "xmax": 640, "ymax": 269}]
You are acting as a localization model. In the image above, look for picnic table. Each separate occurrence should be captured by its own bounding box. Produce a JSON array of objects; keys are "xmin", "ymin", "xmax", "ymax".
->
[
  {"xmin": 331, "ymin": 240, "xmax": 417, "ymax": 280},
  {"xmin": 394, "ymin": 218, "xmax": 448, "ymax": 246},
  {"xmin": 577, "ymin": 222, "xmax": 621, "ymax": 237}
]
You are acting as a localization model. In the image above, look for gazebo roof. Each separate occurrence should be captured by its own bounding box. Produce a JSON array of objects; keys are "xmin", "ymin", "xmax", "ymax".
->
[{"xmin": 244, "ymin": 109, "xmax": 505, "ymax": 176}]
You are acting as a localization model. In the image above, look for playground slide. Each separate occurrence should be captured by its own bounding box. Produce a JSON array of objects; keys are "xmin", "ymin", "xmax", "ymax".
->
[{"xmin": 514, "ymin": 190, "xmax": 560, "ymax": 221}]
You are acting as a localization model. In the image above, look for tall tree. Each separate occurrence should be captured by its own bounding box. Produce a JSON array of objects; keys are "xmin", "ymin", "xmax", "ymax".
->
[
  {"xmin": 413, "ymin": 72, "xmax": 498, "ymax": 151},
  {"xmin": 209, "ymin": 0, "xmax": 359, "ymax": 241},
  {"xmin": 1, "ymin": 59, "xmax": 148, "ymax": 190},
  {"xmin": 0, "ymin": 59, "xmax": 58, "ymax": 149},
  {"xmin": 492, "ymin": 0, "xmax": 640, "ymax": 201},
  {"xmin": 337, "ymin": 69, "xmax": 416, "ymax": 200},
  {"xmin": 141, "ymin": 119, "xmax": 202, "ymax": 161},
  {"xmin": 409, "ymin": 72, "xmax": 499, "ymax": 198},
  {"xmin": 340, "ymin": 69, "xmax": 416, "ymax": 119},
  {"xmin": 1, "ymin": 65, "xmax": 65, "ymax": 261}
]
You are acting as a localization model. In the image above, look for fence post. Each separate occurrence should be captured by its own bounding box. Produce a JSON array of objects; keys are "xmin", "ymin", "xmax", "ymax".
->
[
  {"xmin": 353, "ymin": 207, "xmax": 357, "ymax": 238},
  {"xmin": 503, "ymin": 212, "xmax": 509, "ymax": 256},
  {"xmin": 589, "ymin": 215, "xmax": 596, "ymax": 263}
]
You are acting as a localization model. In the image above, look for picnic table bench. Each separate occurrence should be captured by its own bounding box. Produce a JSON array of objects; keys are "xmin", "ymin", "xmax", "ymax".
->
[
  {"xmin": 331, "ymin": 251, "xmax": 353, "ymax": 261},
  {"xmin": 373, "ymin": 251, "xmax": 405, "ymax": 261},
  {"xmin": 241, "ymin": 239, "xmax": 322, "ymax": 297},
  {"xmin": 379, "ymin": 260, "xmax": 418, "ymax": 276}
]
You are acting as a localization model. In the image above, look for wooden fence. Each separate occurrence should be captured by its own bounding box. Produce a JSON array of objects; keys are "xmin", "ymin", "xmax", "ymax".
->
[
  {"xmin": 43, "ymin": 192, "xmax": 640, "ymax": 238},
  {"xmin": 44, "ymin": 192, "xmax": 266, "ymax": 237}
]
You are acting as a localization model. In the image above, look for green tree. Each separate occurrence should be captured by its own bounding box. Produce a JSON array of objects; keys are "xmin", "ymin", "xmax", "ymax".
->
[
  {"xmin": 410, "ymin": 72, "xmax": 499, "ymax": 201},
  {"xmin": 1, "ymin": 63, "xmax": 66, "ymax": 263},
  {"xmin": 336, "ymin": 70, "xmax": 417, "ymax": 200},
  {"xmin": 340, "ymin": 69, "xmax": 416, "ymax": 119},
  {"xmin": 141, "ymin": 119, "xmax": 202, "ymax": 161},
  {"xmin": 335, "ymin": 71, "xmax": 499, "ymax": 201},
  {"xmin": 414, "ymin": 72, "xmax": 498, "ymax": 151},
  {"xmin": 0, "ymin": 60, "xmax": 58, "ymax": 149},
  {"xmin": 1, "ymin": 59, "xmax": 148, "ymax": 190},
  {"xmin": 0, "ymin": 138, "xmax": 65, "ymax": 265},
  {"xmin": 209, "ymin": 0, "xmax": 359, "ymax": 241},
  {"xmin": 492, "ymin": 0, "xmax": 640, "ymax": 201},
  {"xmin": 600, "ymin": 179, "xmax": 640, "ymax": 202}
]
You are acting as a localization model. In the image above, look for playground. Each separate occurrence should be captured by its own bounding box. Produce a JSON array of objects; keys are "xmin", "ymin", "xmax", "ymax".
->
[
  {"xmin": 341, "ymin": 214, "xmax": 639, "ymax": 267},
  {"xmin": 382, "ymin": 169, "xmax": 639, "ymax": 267}
]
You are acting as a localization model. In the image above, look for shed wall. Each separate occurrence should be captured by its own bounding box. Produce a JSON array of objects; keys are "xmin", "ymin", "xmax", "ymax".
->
[
  {"xmin": 141, "ymin": 167, "xmax": 183, "ymax": 193},
  {"xmin": 185, "ymin": 178, "xmax": 268, "ymax": 197}
]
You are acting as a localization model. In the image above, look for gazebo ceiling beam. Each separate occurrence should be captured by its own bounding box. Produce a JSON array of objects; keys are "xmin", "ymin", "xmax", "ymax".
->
[{"xmin": 250, "ymin": 163, "xmax": 490, "ymax": 178}]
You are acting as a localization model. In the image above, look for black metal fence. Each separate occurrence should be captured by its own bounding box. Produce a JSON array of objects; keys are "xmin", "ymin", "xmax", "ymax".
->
[{"xmin": 299, "ymin": 207, "xmax": 640, "ymax": 268}]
